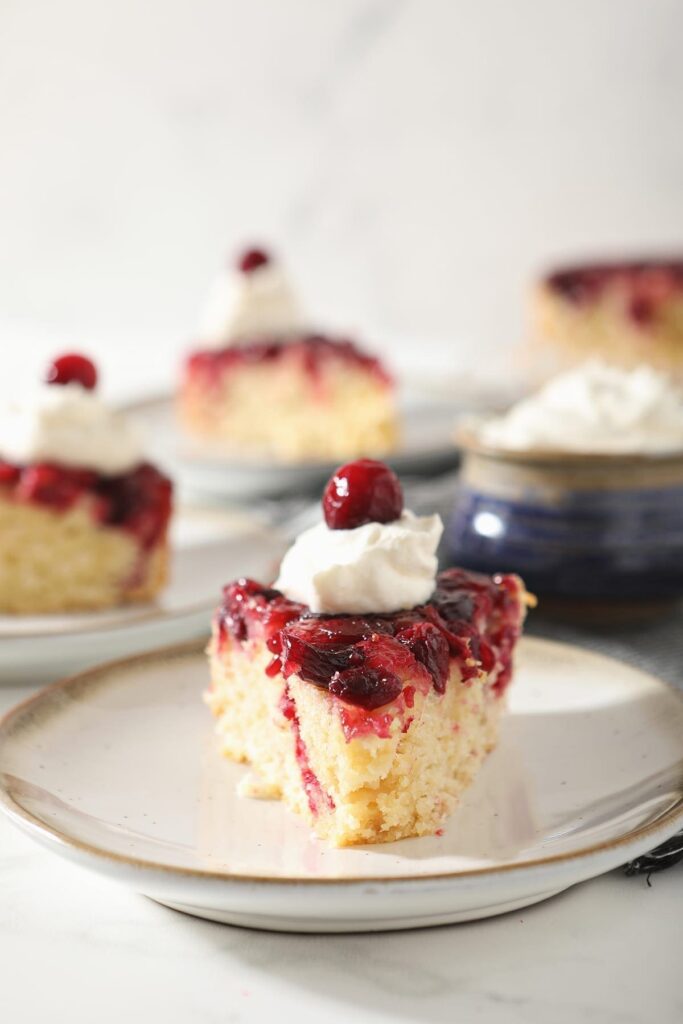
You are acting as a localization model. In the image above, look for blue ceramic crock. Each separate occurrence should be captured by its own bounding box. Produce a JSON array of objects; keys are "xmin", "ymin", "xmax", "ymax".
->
[{"xmin": 447, "ymin": 431, "xmax": 683, "ymax": 603}]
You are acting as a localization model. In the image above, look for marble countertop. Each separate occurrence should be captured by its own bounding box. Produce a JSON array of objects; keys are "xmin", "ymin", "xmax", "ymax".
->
[{"xmin": 1, "ymin": 679, "xmax": 680, "ymax": 1024}]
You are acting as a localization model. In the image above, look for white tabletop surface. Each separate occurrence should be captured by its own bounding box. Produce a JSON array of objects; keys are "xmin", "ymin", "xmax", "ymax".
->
[{"xmin": 1, "ymin": 678, "xmax": 680, "ymax": 1024}]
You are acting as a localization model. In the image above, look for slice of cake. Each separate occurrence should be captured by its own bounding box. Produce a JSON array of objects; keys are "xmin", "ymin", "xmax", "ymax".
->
[
  {"xmin": 179, "ymin": 247, "xmax": 398, "ymax": 462},
  {"xmin": 0, "ymin": 354, "xmax": 173, "ymax": 613},
  {"xmin": 533, "ymin": 259, "xmax": 683, "ymax": 380},
  {"xmin": 206, "ymin": 459, "xmax": 530, "ymax": 846}
]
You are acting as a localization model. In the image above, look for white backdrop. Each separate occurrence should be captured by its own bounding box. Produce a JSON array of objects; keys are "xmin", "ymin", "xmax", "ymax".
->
[{"xmin": 1, "ymin": 0, "xmax": 682, "ymax": 395}]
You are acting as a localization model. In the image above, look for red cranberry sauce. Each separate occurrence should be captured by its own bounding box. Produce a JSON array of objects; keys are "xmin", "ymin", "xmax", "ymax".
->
[
  {"xmin": 280, "ymin": 685, "xmax": 335, "ymax": 816},
  {"xmin": 546, "ymin": 260, "xmax": 683, "ymax": 324},
  {"xmin": 185, "ymin": 334, "xmax": 393, "ymax": 390},
  {"xmin": 216, "ymin": 569, "xmax": 525, "ymax": 716},
  {"xmin": 0, "ymin": 460, "xmax": 172, "ymax": 548}
]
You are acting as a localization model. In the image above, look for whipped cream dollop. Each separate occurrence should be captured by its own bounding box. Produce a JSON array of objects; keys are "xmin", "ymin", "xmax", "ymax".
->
[
  {"xmin": 479, "ymin": 361, "xmax": 683, "ymax": 454},
  {"xmin": 199, "ymin": 258, "xmax": 307, "ymax": 345},
  {"xmin": 0, "ymin": 382, "xmax": 143, "ymax": 475},
  {"xmin": 275, "ymin": 510, "xmax": 443, "ymax": 615}
]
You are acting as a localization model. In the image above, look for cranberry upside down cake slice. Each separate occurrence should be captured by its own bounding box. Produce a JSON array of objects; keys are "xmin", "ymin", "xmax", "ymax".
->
[
  {"xmin": 206, "ymin": 460, "xmax": 531, "ymax": 846},
  {"xmin": 179, "ymin": 247, "xmax": 398, "ymax": 461},
  {"xmin": 0, "ymin": 354, "xmax": 172, "ymax": 613}
]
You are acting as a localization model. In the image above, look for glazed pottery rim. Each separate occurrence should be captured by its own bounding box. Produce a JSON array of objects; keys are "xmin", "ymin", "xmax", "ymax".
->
[
  {"xmin": 456, "ymin": 425, "xmax": 683, "ymax": 467},
  {"xmin": 1, "ymin": 637, "xmax": 683, "ymax": 887}
]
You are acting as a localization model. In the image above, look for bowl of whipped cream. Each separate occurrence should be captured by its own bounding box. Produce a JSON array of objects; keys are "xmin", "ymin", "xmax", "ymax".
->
[{"xmin": 448, "ymin": 360, "xmax": 683, "ymax": 608}]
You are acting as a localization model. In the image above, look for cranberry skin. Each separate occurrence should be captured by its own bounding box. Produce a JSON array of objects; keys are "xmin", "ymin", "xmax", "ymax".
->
[
  {"xmin": 46, "ymin": 353, "xmax": 98, "ymax": 390},
  {"xmin": 238, "ymin": 247, "xmax": 270, "ymax": 274},
  {"xmin": 477, "ymin": 638, "xmax": 496, "ymax": 674},
  {"xmin": 396, "ymin": 622, "xmax": 450, "ymax": 693},
  {"xmin": 322, "ymin": 459, "xmax": 404, "ymax": 530},
  {"xmin": 185, "ymin": 335, "xmax": 393, "ymax": 392},
  {"xmin": 0, "ymin": 462, "xmax": 21, "ymax": 487},
  {"xmin": 281, "ymin": 633, "xmax": 359, "ymax": 686},
  {"xmin": 220, "ymin": 578, "xmax": 264, "ymax": 642},
  {"xmin": 94, "ymin": 463, "xmax": 173, "ymax": 548},
  {"xmin": 16, "ymin": 464, "xmax": 89, "ymax": 509},
  {"xmin": 329, "ymin": 666, "xmax": 402, "ymax": 710},
  {"xmin": 218, "ymin": 578, "xmax": 301, "ymax": 645},
  {"xmin": 628, "ymin": 295, "xmax": 656, "ymax": 326}
]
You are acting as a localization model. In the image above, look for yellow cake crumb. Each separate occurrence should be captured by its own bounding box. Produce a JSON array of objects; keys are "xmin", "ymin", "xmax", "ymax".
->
[
  {"xmin": 0, "ymin": 494, "xmax": 168, "ymax": 613},
  {"xmin": 180, "ymin": 355, "xmax": 398, "ymax": 462},
  {"xmin": 206, "ymin": 628, "xmax": 506, "ymax": 847}
]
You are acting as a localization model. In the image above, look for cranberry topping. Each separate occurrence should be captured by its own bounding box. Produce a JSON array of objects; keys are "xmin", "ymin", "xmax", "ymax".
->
[
  {"xmin": 16, "ymin": 463, "xmax": 97, "ymax": 510},
  {"xmin": 323, "ymin": 460, "xmax": 403, "ymax": 530},
  {"xmin": 0, "ymin": 459, "xmax": 172, "ymax": 548},
  {"xmin": 280, "ymin": 627, "xmax": 364, "ymax": 686},
  {"xmin": 396, "ymin": 622, "xmax": 450, "ymax": 694},
  {"xmin": 628, "ymin": 295, "xmax": 656, "ymax": 325},
  {"xmin": 329, "ymin": 667, "xmax": 402, "ymax": 711},
  {"xmin": 184, "ymin": 334, "xmax": 393, "ymax": 390},
  {"xmin": 222, "ymin": 578, "xmax": 270, "ymax": 642},
  {"xmin": 46, "ymin": 353, "xmax": 98, "ymax": 390},
  {"xmin": 215, "ymin": 567, "xmax": 525, "ymax": 711},
  {"xmin": 238, "ymin": 247, "xmax": 271, "ymax": 274},
  {"xmin": 546, "ymin": 260, "xmax": 683, "ymax": 318},
  {"xmin": 96, "ymin": 464, "xmax": 173, "ymax": 548},
  {"xmin": 217, "ymin": 578, "xmax": 303, "ymax": 650},
  {"xmin": 0, "ymin": 462, "xmax": 21, "ymax": 487}
]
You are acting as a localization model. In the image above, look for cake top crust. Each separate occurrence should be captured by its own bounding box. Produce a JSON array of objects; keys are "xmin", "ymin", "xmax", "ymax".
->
[
  {"xmin": 216, "ymin": 568, "xmax": 525, "ymax": 711},
  {"xmin": 186, "ymin": 333, "xmax": 393, "ymax": 387},
  {"xmin": 544, "ymin": 260, "xmax": 683, "ymax": 319},
  {"xmin": 0, "ymin": 459, "xmax": 172, "ymax": 548}
]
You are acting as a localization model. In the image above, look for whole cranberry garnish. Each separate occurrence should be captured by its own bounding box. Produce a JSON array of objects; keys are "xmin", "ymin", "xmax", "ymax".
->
[
  {"xmin": 322, "ymin": 459, "xmax": 404, "ymax": 530},
  {"xmin": 238, "ymin": 247, "xmax": 270, "ymax": 274},
  {"xmin": 329, "ymin": 666, "xmax": 402, "ymax": 710},
  {"xmin": 46, "ymin": 353, "xmax": 98, "ymax": 390}
]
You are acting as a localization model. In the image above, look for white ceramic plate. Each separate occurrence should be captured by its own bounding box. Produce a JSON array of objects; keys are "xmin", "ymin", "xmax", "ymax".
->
[
  {"xmin": 124, "ymin": 392, "xmax": 465, "ymax": 501},
  {"xmin": 1, "ymin": 637, "xmax": 681, "ymax": 932},
  {"xmin": 0, "ymin": 508, "xmax": 286, "ymax": 685}
]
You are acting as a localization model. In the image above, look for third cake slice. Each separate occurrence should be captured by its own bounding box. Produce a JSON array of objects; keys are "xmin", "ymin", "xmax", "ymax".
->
[
  {"xmin": 180, "ymin": 247, "xmax": 398, "ymax": 462},
  {"xmin": 533, "ymin": 258, "xmax": 683, "ymax": 379},
  {"xmin": 0, "ymin": 354, "xmax": 172, "ymax": 613}
]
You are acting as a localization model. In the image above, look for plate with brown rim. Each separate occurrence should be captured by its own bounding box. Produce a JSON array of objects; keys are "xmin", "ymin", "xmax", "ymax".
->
[{"xmin": 0, "ymin": 637, "xmax": 681, "ymax": 932}]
